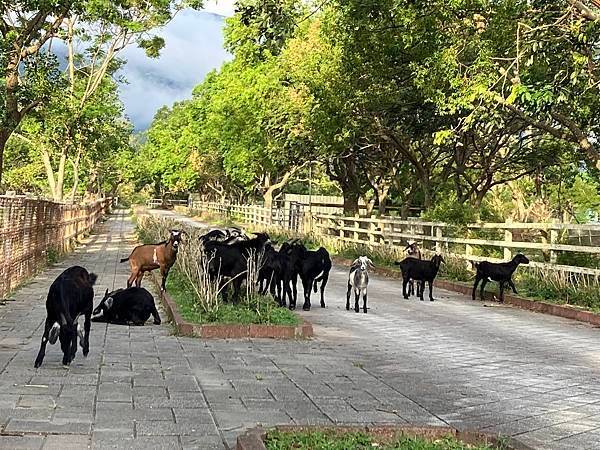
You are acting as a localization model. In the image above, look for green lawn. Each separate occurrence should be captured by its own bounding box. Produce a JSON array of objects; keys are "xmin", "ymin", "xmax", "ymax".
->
[
  {"xmin": 265, "ymin": 430, "xmax": 500, "ymax": 450},
  {"xmin": 165, "ymin": 270, "xmax": 300, "ymax": 326}
]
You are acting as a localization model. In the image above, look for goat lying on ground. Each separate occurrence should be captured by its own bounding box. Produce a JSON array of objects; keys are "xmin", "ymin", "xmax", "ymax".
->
[
  {"xmin": 121, "ymin": 229, "xmax": 183, "ymax": 291},
  {"xmin": 405, "ymin": 241, "xmax": 422, "ymax": 296},
  {"xmin": 285, "ymin": 242, "xmax": 332, "ymax": 311},
  {"xmin": 472, "ymin": 254, "xmax": 529, "ymax": 303},
  {"xmin": 395, "ymin": 255, "xmax": 445, "ymax": 301},
  {"xmin": 204, "ymin": 232, "xmax": 270, "ymax": 303},
  {"xmin": 347, "ymin": 256, "xmax": 374, "ymax": 313},
  {"xmin": 92, "ymin": 287, "xmax": 161, "ymax": 325},
  {"xmin": 34, "ymin": 266, "xmax": 97, "ymax": 368}
]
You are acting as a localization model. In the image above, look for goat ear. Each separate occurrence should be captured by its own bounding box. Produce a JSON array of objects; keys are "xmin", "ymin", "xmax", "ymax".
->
[
  {"xmin": 104, "ymin": 288, "xmax": 109, "ymax": 297},
  {"xmin": 105, "ymin": 297, "xmax": 114, "ymax": 309},
  {"xmin": 367, "ymin": 258, "xmax": 375, "ymax": 268}
]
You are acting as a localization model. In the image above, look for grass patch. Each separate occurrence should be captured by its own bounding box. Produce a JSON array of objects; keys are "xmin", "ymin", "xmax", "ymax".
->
[
  {"xmin": 165, "ymin": 270, "xmax": 300, "ymax": 326},
  {"xmin": 265, "ymin": 430, "xmax": 499, "ymax": 450}
]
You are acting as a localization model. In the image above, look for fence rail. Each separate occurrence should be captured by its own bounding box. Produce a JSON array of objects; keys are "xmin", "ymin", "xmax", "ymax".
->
[
  {"xmin": 0, "ymin": 197, "xmax": 112, "ymax": 299},
  {"xmin": 186, "ymin": 200, "xmax": 600, "ymax": 277},
  {"xmin": 146, "ymin": 198, "xmax": 189, "ymax": 209}
]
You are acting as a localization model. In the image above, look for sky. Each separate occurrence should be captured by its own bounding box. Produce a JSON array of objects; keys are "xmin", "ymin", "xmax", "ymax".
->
[{"xmin": 118, "ymin": 0, "xmax": 236, "ymax": 130}]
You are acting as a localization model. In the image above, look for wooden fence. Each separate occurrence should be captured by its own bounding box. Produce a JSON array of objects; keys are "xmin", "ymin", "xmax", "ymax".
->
[
  {"xmin": 190, "ymin": 202, "xmax": 276, "ymax": 228},
  {"xmin": 313, "ymin": 215, "xmax": 600, "ymax": 277},
  {"xmin": 186, "ymin": 200, "xmax": 600, "ymax": 277},
  {"xmin": 0, "ymin": 197, "xmax": 112, "ymax": 299}
]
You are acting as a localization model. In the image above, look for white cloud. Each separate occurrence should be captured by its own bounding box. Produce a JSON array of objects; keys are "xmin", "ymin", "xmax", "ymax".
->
[{"xmin": 117, "ymin": 9, "xmax": 233, "ymax": 130}]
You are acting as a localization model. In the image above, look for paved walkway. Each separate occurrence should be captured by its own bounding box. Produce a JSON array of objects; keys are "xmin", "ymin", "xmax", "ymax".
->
[{"xmin": 0, "ymin": 210, "xmax": 600, "ymax": 449}]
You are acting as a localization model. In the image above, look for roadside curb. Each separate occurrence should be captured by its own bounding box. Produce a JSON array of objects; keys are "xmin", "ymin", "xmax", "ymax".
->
[
  {"xmin": 151, "ymin": 273, "xmax": 313, "ymax": 339},
  {"xmin": 332, "ymin": 256, "xmax": 600, "ymax": 327}
]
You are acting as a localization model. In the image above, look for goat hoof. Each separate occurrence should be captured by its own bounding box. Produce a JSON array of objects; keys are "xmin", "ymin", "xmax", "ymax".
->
[
  {"xmin": 430, "ymin": 299, "xmax": 435, "ymax": 302},
  {"xmin": 363, "ymin": 309, "xmax": 367, "ymax": 313},
  {"xmin": 320, "ymin": 303, "xmax": 325, "ymax": 308},
  {"xmin": 403, "ymin": 296, "xmax": 409, "ymax": 300},
  {"xmin": 302, "ymin": 305, "xmax": 310, "ymax": 311},
  {"xmin": 354, "ymin": 308, "xmax": 359, "ymax": 313},
  {"xmin": 154, "ymin": 319, "xmax": 161, "ymax": 325}
]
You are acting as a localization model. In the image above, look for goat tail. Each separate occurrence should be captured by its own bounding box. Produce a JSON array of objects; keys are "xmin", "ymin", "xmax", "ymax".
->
[
  {"xmin": 393, "ymin": 261, "xmax": 402, "ymax": 266},
  {"xmin": 88, "ymin": 273, "xmax": 98, "ymax": 286},
  {"xmin": 119, "ymin": 257, "xmax": 129, "ymax": 263}
]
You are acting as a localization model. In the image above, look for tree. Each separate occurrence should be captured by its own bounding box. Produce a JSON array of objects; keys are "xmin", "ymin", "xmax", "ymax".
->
[{"xmin": 0, "ymin": 0, "xmax": 203, "ymax": 186}]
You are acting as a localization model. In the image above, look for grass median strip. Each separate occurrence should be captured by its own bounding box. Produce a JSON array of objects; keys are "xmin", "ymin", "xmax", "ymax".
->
[
  {"xmin": 265, "ymin": 430, "xmax": 499, "ymax": 450},
  {"xmin": 166, "ymin": 269, "xmax": 300, "ymax": 326}
]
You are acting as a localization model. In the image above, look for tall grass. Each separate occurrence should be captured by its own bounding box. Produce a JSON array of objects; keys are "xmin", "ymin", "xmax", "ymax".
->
[{"xmin": 134, "ymin": 213, "xmax": 298, "ymax": 325}]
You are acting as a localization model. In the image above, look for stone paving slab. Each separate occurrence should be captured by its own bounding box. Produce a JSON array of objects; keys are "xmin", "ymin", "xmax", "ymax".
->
[{"xmin": 0, "ymin": 210, "xmax": 598, "ymax": 448}]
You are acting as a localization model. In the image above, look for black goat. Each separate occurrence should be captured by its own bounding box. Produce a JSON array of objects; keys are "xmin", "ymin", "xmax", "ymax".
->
[
  {"xmin": 199, "ymin": 227, "xmax": 247, "ymax": 245},
  {"xmin": 34, "ymin": 266, "xmax": 97, "ymax": 368},
  {"xmin": 395, "ymin": 255, "xmax": 445, "ymax": 301},
  {"xmin": 92, "ymin": 287, "xmax": 161, "ymax": 325},
  {"xmin": 286, "ymin": 243, "xmax": 332, "ymax": 311},
  {"xmin": 472, "ymin": 254, "xmax": 529, "ymax": 303},
  {"xmin": 204, "ymin": 232, "xmax": 270, "ymax": 303},
  {"xmin": 121, "ymin": 229, "xmax": 184, "ymax": 291},
  {"xmin": 259, "ymin": 244, "xmax": 293, "ymax": 307}
]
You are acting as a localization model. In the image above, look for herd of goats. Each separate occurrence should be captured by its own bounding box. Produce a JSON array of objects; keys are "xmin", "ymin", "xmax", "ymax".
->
[{"xmin": 33, "ymin": 226, "xmax": 530, "ymax": 368}]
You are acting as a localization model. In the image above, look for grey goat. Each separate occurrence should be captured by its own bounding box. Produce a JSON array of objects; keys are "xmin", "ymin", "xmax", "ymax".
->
[{"xmin": 346, "ymin": 256, "xmax": 374, "ymax": 313}]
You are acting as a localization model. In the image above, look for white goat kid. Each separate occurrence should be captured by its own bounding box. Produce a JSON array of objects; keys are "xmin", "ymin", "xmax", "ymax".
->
[{"xmin": 346, "ymin": 256, "xmax": 374, "ymax": 313}]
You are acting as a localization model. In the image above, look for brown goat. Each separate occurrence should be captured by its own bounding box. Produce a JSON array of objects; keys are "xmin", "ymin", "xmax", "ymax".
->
[{"xmin": 120, "ymin": 230, "xmax": 183, "ymax": 291}]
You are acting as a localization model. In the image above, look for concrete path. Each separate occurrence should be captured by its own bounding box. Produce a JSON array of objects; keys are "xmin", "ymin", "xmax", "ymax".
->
[{"xmin": 0, "ymin": 210, "xmax": 599, "ymax": 449}]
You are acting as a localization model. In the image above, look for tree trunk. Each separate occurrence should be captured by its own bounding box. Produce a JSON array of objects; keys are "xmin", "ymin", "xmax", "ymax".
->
[
  {"xmin": 262, "ymin": 168, "xmax": 298, "ymax": 209},
  {"xmin": 0, "ymin": 129, "xmax": 10, "ymax": 188},
  {"xmin": 55, "ymin": 149, "xmax": 67, "ymax": 202},
  {"xmin": 378, "ymin": 185, "xmax": 391, "ymax": 215},
  {"xmin": 342, "ymin": 189, "xmax": 360, "ymax": 215},
  {"xmin": 68, "ymin": 151, "xmax": 81, "ymax": 202},
  {"xmin": 41, "ymin": 148, "xmax": 58, "ymax": 199}
]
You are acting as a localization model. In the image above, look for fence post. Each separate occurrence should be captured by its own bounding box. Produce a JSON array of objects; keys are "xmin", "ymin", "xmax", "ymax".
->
[
  {"xmin": 435, "ymin": 226, "xmax": 443, "ymax": 253},
  {"xmin": 550, "ymin": 219, "xmax": 558, "ymax": 263},
  {"xmin": 354, "ymin": 214, "xmax": 360, "ymax": 243},
  {"xmin": 378, "ymin": 218, "xmax": 385, "ymax": 245},
  {"xmin": 368, "ymin": 216, "xmax": 377, "ymax": 247},
  {"xmin": 465, "ymin": 243, "xmax": 473, "ymax": 269},
  {"xmin": 504, "ymin": 219, "xmax": 513, "ymax": 260}
]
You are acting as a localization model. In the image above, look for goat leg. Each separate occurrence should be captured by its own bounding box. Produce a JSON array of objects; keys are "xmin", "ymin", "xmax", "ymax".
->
[
  {"xmin": 354, "ymin": 290, "xmax": 359, "ymax": 313},
  {"xmin": 402, "ymin": 278, "xmax": 409, "ymax": 300},
  {"xmin": 428, "ymin": 280, "xmax": 434, "ymax": 301},
  {"xmin": 301, "ymin": 277, "xmax": 311, "ymax": 311},
  {"xmin": 82, "ymin": 311, "xmax": 91, "ymax": 357},
  {"xmin": 346, "ymin": 283, "xmax": 351, "ymax": 310},
  {"xmin": 508, "ymin": 279, "xmax": 518, "ymax": 295},
  {"xmin": 135, "ymin": 272, "xmax": 143, "ymax": 288},
  {"xmin": 472, "ymin": 276, "xmax": 481, "ymax": 300},
  {"xmin": 319, "ymin": 271, "xmax": 328, "ymax": 308},
  {"xmin": 34, "ymin": 318, "xmax": 54, "ymax": 368},
  {"xmin": 160, "ymin": 267, "xmax": 170, "ymax": 292},
  {"xmin": 291, "ymin": 276, "xmax": 298, "ymax": 309},
  {"xmin": 419, "ymin": 281, "xmax": 425, "ymax": 301},
  {"xmin": 363, "ymin": 292, "xmax": 367, "ymax": 313},
  {"xmin": 151, "ymin": 304, "xmax": 161, "ymax": 325},
  {"xmin": 127, "ymin": 272, "xmax": 137, "ymax": 289},
  {"xmin": 499, "ymin": 281, "xmax": 505, "ymax": 303},
  {"xmin": 479, "ymin": 279, "xmax": 488, "ymax": 301}
]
